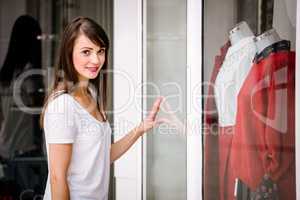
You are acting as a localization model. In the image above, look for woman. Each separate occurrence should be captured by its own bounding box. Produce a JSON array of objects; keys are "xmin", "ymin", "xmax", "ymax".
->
[{"xmin": 40, "ymin": 16, "xmax": 163, "ymax": 200}]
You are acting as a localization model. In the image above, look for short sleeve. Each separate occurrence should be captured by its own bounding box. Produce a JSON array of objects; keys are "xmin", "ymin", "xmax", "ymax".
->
[{"xmin": 44, "ymin": 94, "xmax": 77, "ymax": 143}]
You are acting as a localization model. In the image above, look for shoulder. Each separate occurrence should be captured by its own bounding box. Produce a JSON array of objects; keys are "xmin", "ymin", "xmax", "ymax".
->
[
  {"xmin": 45, "ymin": 93, "xmax": 75, "ymax": 114},
  {"xmin": 43, "ymin": 93, "xmax": 79, "ymax": 142},
  {"xmin": 43, "ymin": 93, "xmax": 77, "ymax": 130}
]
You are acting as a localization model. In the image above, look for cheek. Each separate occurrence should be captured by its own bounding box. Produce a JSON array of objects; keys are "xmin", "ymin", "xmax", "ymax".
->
[
  {"xmin": 100, "ymin": 55, "xmax": 106, "ymax": 65},
  {"xmin": 73, "ymin": 54, "xmax": 86, "ymax": 70}
]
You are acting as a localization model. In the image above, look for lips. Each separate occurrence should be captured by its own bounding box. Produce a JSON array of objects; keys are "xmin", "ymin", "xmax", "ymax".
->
[{"xmin": 86, "ymin": 67, "xmax": 99, "ymax": 73}]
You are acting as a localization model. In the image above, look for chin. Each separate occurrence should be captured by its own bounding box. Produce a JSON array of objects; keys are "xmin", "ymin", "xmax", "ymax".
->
[
  {"xmin": 82, "ymin": 72, "xmax": 100, "ymax": 80},
  {"xmin": 89, "ymin": 74, "xmax": 100, "ymax": 80}
]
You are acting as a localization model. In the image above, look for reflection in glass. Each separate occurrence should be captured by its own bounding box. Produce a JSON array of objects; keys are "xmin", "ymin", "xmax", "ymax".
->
[
  {"xmin": 203, "ymin": 0, "xmax": 296, "ymax": 199},
  {"xmin": 0, "ymin": 1, "xmax": 113, "ymax": 199},
  {"xmin": 0, "ymin": 14, "xmax": 46, "ymax": 199}
]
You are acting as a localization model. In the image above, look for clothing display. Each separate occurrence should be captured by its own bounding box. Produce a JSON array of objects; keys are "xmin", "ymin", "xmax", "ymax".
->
[
  {"xmin": 204, "ymin": 41, "xmax": 230, "ymax": 200},
  {"xmin": 43, "ymin": 93, "xmax": 112, "ymax": 200},
  {"xmin": 231, "ymin": 40, "xmax": 295, "ymax": 200},
  {"xmin": 214, "ymin": 36, "xmax": 256, "ymax": 200},
  {"xmin": 202, "ymin": 0, "xmax": 298, "ymax": 199},
  {"xmin": 214, "ymin": 36, "xmax": 256, "ymax": 127},
  {"xmin": 204, "ymin": 20, "xmax": 296, "ymax": 200}
]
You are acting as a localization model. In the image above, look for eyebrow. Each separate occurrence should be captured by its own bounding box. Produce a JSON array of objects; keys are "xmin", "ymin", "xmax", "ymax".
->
[{"xmin": 80, "ymin": 47, "xmax": 106, "ymax": 51}]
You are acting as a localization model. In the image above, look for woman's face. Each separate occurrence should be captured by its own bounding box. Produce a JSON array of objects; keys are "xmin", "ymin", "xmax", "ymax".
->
[{"xmin": 72, "ymin": 34, "xmax": 106, "ymax": 81}]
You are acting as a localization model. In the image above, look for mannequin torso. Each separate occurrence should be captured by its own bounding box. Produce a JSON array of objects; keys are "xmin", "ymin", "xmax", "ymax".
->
[
  {"xmin": 255, "ymin": 28, "xmax": 281, "ymax": 54},
  {"xmin": 215, "ymin": 21, "xmax": 256, "ymax": 127},
  {"xmin": 229, "ymin": 21, "xmax": 254, "ymax": 45}
]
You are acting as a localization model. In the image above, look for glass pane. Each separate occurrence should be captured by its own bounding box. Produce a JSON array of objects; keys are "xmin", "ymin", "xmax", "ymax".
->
[
  {"xmin": 146, "ymin": 0, "xmax": 187, "ymax": 199},
  {"xmin": 0, "ymin": 1, "xmax": 113, "ymax": 198},
  {"xmin": 203, "ymin": 0, "xmax": 296, "ymax": 199},
  {"xmin": 0, "ymin": 2, "xmax": 49, "ymax": 199}
]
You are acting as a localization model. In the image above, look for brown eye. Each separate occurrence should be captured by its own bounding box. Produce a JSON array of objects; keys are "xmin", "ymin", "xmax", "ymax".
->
[
  {"xmin": 82, "ymin": 50, "xmax": 90, "ymax": 56},
  {"xmin": 98, "ymin": 48, "xmax": 105, "ymax": 55}
]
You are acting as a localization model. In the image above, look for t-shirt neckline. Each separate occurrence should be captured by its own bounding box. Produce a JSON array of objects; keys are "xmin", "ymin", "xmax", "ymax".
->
[{"xmin": 66, "ymin": 94, "xmax": 108, "ymax": 125}]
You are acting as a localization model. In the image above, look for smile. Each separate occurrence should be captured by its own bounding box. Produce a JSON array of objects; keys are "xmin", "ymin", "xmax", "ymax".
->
[{"xmin": 86, "ymin": 67, "xmax": 99, "ymax": 73}]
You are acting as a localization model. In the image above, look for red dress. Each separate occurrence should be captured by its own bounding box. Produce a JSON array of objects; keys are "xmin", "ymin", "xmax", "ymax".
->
[{"xmin": 232, "ymin": 43, "xmax": 295, "ymax": 199}]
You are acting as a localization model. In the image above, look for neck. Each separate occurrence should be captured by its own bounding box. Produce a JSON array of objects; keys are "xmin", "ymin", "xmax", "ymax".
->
[
  {"xmin": 74, "ymin": 80, "xmax": 89, "ymax": 96},
  {"xmin": 255, "ymin": 28, "xmax": 281, "ymax": 54},
  {"xmin": 229, "ymin": 21, "xmax": 254, "ymax": 45}
]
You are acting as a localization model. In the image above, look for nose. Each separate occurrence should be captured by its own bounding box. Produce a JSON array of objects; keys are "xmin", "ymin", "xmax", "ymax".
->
[{"xmin": 90, "ymin": 53, "xmax": 100, "ymax": 64}]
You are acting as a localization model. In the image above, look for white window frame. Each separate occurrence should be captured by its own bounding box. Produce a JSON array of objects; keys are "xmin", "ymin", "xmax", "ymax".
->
[
  {"xmin": 113, "ymin": 0, "xmax": 143, "ymax": 199},
  {"xmin": 187, "ymin": 0, "xmax": 203, "ymax": 199}
]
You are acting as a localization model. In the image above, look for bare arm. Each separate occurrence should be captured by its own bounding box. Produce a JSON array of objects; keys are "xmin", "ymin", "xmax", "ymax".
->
[
  {"xmin": 49, "ymin": 144, "xmax": 73, "ymax": 200},
  {"xmin": 110, "ymin": 97, "xmax": 163, "ymax": 163},
  {"xmin": 110, "ymin": 127, "xmax": 142, "ymax": 163}
]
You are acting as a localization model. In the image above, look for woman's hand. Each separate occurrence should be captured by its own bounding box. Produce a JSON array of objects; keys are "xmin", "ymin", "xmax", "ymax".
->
[
  {"xmin": 110, "ymin": 96, "xmax": 165, "ymax": 163},
  {"xmin": 136, "ymin": 96, "xmax": 164, "ymax": 135}
]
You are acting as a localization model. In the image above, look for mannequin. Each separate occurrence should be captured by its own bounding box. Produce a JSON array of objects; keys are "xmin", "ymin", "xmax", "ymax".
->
[
  {"xmin": 215, "ymin": 20, "xmax": 256, "ymax": 127},
  {"xmin": 255, "ymin": 28, "xmax": 281, "ymax": 54},
  {"xmin": 231, "ymin": 19, "xmax": 295, "ymax": 199},
  {"xmin": 229, "ymin": 21, "xmax": 254, "ymax": 45},
  {"xmin": 232, "ymin": 33, "xmax": 295, "ymax": 200},
  {"xmin": 213, "ymin": 21, "xmax": 257, "ymax": 200}
]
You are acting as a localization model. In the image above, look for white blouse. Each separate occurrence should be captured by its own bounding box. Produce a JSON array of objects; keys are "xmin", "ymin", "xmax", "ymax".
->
[{"xmin": 214, "ymin": 37, "xmax": 257, "ymax": 127}]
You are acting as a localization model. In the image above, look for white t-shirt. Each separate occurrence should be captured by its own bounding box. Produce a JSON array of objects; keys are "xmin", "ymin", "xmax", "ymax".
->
[{"xmin": 43, "ymin": 93, "xmax": 111, "ymax": 200}]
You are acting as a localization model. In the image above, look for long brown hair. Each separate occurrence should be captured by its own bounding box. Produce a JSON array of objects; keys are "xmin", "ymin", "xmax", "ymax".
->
[{"xmin": 40, "ymin": 16, "xmax": 110, "ymax": 127}]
